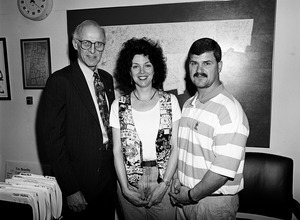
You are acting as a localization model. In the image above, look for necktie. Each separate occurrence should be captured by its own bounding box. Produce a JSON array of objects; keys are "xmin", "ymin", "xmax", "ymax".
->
[{"xmin": 93, "ymin": 72, "xmax": 112, "ymax": 150}]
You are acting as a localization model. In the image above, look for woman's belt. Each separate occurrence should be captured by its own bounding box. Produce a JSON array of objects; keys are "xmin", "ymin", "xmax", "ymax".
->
[{"xmin": 141, "ymin": 160, "xmax": 157, "ymax": 167}]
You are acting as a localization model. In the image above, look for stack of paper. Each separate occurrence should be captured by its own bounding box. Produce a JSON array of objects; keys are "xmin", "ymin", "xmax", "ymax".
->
[{"xmin": 0, "ymin": 173, "xmax": 62, "ymax": 220}]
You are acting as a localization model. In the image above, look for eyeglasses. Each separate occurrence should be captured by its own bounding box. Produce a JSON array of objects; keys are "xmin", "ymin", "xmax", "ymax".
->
[{"xmin": 75, "ymin": 39, "xmax": 105, "ymax": 52}]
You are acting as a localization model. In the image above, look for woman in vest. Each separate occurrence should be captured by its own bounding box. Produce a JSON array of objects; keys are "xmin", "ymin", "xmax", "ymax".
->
[{"xmin": 110, "ymin": 37, "xmax": 181, "ymax": 220}]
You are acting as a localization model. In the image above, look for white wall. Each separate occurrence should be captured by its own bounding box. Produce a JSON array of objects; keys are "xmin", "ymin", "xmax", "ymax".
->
[{"xmin": 0, "ymin": 0, "xmax": 300, "ymax": 203}]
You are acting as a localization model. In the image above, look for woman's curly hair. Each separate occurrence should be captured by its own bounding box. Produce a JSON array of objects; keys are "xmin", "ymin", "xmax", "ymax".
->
[{"xmin": 114, "ymin": 37, "xmax": 167, "ymax": 95}]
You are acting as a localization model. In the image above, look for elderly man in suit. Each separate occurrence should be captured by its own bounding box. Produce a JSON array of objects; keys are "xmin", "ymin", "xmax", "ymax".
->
[{"xmin": 37, "ymin": 20, "xmax": 116, "ymax": 220}]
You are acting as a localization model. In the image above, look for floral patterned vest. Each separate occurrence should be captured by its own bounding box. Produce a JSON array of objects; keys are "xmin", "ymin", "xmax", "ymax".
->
[{"xmin": 118, "ymin": 91, "xmax": 172, "ymax": 186}]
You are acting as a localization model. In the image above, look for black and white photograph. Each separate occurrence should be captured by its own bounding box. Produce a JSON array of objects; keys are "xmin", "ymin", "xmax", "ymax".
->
[{"xmin": 0, "ymin": 1, "xmax": 300, "ymax": 220}]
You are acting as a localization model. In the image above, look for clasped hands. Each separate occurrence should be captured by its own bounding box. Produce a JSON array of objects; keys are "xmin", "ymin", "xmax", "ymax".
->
[
  {"xmin": 169, "ymin": 178, "xmax": 195, "ymax": 207},
  {"xmin": 123, "ymin": 182, "xmax": 168, "ymax": 208}
]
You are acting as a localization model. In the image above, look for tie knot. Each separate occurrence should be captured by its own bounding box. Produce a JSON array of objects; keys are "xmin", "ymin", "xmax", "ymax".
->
[{"xmin": 94, "ymin": 72, "xmax": 100, "ymax": 79}]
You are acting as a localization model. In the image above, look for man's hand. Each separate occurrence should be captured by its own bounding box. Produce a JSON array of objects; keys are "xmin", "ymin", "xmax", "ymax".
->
[
  {"xmin": 67, "ymin": 191, "xmax": 88, "ymax": 212},
  {"xmin": 169, "ymin": 178, "xmax": 181, "ymax": 206},
  {"xmin": 169, "ymin": 185, "xmax": 191, "ymax": 206}
]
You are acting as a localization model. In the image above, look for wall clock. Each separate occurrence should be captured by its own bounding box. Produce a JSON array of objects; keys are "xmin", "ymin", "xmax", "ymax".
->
[{"xmin": 17, "ymin": 0, "xmax": 53, "ymax": 21}]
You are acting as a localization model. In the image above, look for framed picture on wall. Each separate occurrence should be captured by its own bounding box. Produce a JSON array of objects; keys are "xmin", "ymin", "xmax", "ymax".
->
[
  {"xmin": 0, "ymin": 38, "xmax": 11, "ymax": 100},
  {"xmin": 67, "ymin": 0, "xmax": 276, "ymax": 147},
  {"xmin": 20, "ymin": 38, "xmax": 51, "ymax": 89}
]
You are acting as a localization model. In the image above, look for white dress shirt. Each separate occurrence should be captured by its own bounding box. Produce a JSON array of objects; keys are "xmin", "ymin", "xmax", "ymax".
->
[{"xmin": 78, "ymin": 59, "xmax": 108, "ymax": 144}]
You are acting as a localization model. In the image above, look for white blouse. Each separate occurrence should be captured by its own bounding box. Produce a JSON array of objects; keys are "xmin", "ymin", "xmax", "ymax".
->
[{"xmin": 110, "ymin": 94, "xmax": 181, "ymax": 160}]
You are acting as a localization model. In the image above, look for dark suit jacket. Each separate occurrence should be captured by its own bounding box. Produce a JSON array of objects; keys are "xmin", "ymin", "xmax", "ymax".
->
[{"xmin": 37, "ymin": 61, "xmax": 116, "ymax": 202}]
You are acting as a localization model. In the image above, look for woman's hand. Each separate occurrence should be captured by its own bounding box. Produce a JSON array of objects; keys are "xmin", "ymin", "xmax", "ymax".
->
[
  {"xmin": 145, "ymin": 182, "xmax": 168, "ymax": 208},
  {"xmin": 123, "ymin": 184, "xmax": 149, "ymax": 207}
]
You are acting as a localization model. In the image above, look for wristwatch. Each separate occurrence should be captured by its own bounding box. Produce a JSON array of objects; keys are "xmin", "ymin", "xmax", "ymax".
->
[{"xmin": 188, "ymin": 189, "xmax": 198, "ymax": 204}]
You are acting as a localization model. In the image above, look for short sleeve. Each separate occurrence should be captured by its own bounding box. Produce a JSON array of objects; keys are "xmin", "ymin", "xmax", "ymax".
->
[{"xmin": 109, "ymin": 99, "xmax": 120, "ymax": 129}]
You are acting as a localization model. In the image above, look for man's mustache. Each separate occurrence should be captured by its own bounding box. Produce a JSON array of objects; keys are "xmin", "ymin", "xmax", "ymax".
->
[{"xmin": 193, "ymin": 72, "xmax": 207, "ymax": 77}]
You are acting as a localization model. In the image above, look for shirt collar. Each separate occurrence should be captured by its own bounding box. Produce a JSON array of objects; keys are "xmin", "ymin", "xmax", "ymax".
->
[
  {"xmin": 190, "ymin": 83, "xmax": 225, "ymax": 106},
  {"xmin": 77, "ymin": 59, "xmax": 96, "ymax": 82}
]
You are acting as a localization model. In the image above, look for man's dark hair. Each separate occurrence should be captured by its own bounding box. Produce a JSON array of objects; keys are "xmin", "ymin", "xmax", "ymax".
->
[
  {"xmin": 187, "ymin": 38, "xmax": 222, "ymax": 63},
  {"xmin": 184, "ymin": 38, "xmax": 222, "ymax": 95}
]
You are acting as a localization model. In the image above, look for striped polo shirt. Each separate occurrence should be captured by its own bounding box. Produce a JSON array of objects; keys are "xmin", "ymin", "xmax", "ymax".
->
[{"xmin": 178, "ymin": 84, "xmax": 249, "ymax": 195}]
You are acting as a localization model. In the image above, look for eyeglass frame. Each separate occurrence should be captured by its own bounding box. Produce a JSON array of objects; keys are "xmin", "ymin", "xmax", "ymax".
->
[{"xmin": 75, "ymin": 38, "xmax": 105, "ymax": 52}]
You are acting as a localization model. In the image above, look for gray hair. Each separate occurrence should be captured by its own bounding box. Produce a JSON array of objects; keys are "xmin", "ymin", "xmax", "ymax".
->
[{"xmin": 72, "ymin": 20, "xmax": 105, "ymax": 39}]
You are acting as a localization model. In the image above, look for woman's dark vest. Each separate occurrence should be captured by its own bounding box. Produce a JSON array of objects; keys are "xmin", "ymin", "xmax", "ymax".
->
[{"xmin": 118, "ymin": 91, "xmax": 173, "ymax": 186}]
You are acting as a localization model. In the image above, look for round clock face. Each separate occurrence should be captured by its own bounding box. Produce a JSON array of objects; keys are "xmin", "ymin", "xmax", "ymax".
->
[{"xmin": 18, "ymin": 0, "xmax": 53, "ymax": 21}]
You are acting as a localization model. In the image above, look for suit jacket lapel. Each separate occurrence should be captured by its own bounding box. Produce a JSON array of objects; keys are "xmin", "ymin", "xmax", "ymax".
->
[{"xmin": 70, "ymin": 62, "xmax": 99, "ymax": 124}]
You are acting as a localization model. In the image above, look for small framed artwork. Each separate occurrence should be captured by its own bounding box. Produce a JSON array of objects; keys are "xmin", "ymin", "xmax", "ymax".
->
[
  {"xmin": 20, "ymin": 38, "xmax": 51, "ymax": 89},
  {"xmin": 0, "ymin": 38, "xmax": 11, "ymax": 100}
]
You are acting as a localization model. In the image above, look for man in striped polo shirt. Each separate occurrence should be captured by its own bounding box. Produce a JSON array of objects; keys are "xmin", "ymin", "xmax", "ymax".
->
[{"xmin": 169, "ymin": 38, "xmax": 250, "ymax": 220}]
